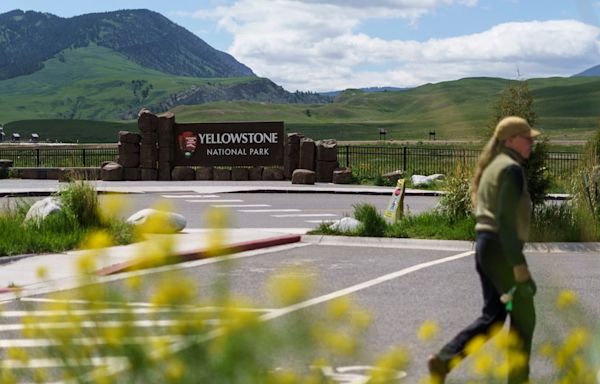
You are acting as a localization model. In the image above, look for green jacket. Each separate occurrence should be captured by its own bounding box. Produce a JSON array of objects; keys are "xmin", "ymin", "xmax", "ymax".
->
[{"xmin": 475, "ymin": 148, "xmax": 532, "ymax": 266}]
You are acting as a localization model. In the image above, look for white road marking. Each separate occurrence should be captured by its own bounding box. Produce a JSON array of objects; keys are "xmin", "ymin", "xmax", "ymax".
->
[
  {"xmin": 212, "ymin": 204, "xmax": 271, "ymax": 208},
  {"xmin": 0, "ymin": 306, "xmax": 275, "ymax": 317},
  {"xmin": 186, "ymin": 199, "xmax": 244, "ymax": 203},
  {"xmin": 305, "ymin": 220, "xmax": 334, "ymax": 224},
  {"xmin": 271, "ymin": 213, "xmax": 337, "ymax": 218},
  {"xmin": 0, "ymin": 335, "xmax": 184, "ymax": 349},
  {"xmin": 161, "ymin": 195, "xmax": 220, "ymax": 198},
  {"xmin": 64, "ymin": 248, "xmax": 471, "ymax": 383},
  {"xmin": 261, "ymin": 250, "xmax": 474, "ymax": 321},
  {"xmin": 238, "ymin": 209, "xmax": 301, "ymax": 213},
  {"xmin": 0, "ymin": 318, "xmax": 224, "ymax": 332}
]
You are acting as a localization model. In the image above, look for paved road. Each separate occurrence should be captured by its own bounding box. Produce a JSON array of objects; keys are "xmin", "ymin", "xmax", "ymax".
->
[
  {"xmin": 1, "ymin": 239, "xmax": 598, "ymax": 383},
  {"xmin": 3, "ymin": 192, "xmax": 440, "ymax": 229}
]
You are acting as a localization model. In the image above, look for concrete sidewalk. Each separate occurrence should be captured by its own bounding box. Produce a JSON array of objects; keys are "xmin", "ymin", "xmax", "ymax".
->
[{"xmin": 0, "ymin": 228, "xmax": 305, "ymax": 296}]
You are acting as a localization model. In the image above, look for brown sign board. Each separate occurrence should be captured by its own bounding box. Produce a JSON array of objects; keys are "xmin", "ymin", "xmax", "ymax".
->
[{"xmin": 174, "ymin": 122, "xmax": 284, "ymax": 167}]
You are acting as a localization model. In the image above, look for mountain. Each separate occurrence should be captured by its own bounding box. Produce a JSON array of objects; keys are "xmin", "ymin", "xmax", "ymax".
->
[
  {"xmin": 0, "ymin": 9, "xmax": 330, "ymax": 122},
  {"xmin": 0, "ymin": 9, "xmax": 253, "ymax": 80},
  {"xmin": 573, "ymin": 64, "xmax": 600, "ymax": 77},
  {"xmin": 320, "ymin": 86, "xmax": 409, "ymax": 97}
]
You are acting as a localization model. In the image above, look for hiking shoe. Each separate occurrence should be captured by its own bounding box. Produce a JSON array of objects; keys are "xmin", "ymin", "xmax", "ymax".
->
[{"xmin": 427, "ymin": 354, "xmax": 448, "ymax": 383}]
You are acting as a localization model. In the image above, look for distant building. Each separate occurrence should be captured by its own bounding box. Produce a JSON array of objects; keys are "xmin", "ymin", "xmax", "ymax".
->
[
  {"xmin": 31, "ymin": 133, "xmax": 40, "ymax": 143},
  {"xmin": 12, "ymin": 133, "xmax": 20, "ymax": 142}
]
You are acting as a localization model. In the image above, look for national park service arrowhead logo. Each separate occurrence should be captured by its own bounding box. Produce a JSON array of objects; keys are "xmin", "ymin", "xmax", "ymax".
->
[{"xmin": 178, "ymin": 131, "xmax": 197, "ymax": 159}]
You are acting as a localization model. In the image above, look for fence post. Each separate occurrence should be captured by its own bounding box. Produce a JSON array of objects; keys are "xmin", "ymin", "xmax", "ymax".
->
[
  {"xmin": 82, "ymin": 148, "xmax": 86, "ymax": 167},
  {"xmin": 345, "ymin": 145, "xmax": 350, "ymax": 167},
  {"xmin": 36, "ymin": 148, "xmax": 40, "ymax": 167},
  {"xmin": 402, "ymin": 146, "xmax": 407, "ymax": 172}
]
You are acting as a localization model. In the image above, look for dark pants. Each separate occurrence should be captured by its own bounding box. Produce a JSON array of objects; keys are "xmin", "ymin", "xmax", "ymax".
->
[{"xmin": 437, "ymin": 231, "xmax": 536, "ymax": 384}]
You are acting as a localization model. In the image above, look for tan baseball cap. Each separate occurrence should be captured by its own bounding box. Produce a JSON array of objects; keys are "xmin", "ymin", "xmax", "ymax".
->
[{"xmin": 494, "ymin": 116, "xmax": 541, "ymax": 141}]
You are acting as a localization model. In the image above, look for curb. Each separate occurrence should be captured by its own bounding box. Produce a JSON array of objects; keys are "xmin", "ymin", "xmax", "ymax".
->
[
  {"xmin": 301, "ymin": 235, "xmax": 600, "ymax": 253},
  {"xmin": 95, "ymin": 233, "xmax": 302, "ymax": 276}
]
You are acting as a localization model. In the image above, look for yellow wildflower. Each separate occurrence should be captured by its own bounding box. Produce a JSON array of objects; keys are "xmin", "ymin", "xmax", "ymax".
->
[
  {"xmin": 556, "ymin": 289, "xmax": 578, "ymax": 310},
  {"xmin": 418, "ymin": 320, "xmax": 439, "ymax": 342}
]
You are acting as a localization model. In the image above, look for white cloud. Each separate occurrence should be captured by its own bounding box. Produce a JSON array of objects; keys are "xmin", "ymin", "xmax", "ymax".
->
[{"xmin": 191, "ymin": 1, "xmax": 600, "ymax": 91}]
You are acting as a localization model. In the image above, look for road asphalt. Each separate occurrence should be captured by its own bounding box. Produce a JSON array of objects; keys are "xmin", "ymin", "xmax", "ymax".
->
[{"xmin": 0, "ymin": 179, "xmax": 590, "ymax": 298}]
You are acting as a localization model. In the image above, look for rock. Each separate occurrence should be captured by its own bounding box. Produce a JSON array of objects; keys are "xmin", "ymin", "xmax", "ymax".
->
[
  {"xmin": 291, "ymin": 169, "xmax": 315, "ymax": 184},
  {"xmin": 262, "ymin": 168, "xmax": 284, "ymax": 181},
  {"xmin": 101, "ymin": 162, "xmax": 123, "ymax": 181},
  {"xmin": 126, "ymin": 209, "xmax": 187, "ymax": 233},
  {"xmin": 171, "ymin": 166, "xmax": 195, "ymax": 181},
  {"xmin": 24, "ymin": 197, "xmax": 63, "ymax": 224},
  {"xmin": 329, "ymin": 217, "xmax": 361, "ymax": 232},
  {"xmin": 332, "ymin": 167, "xmax": 352, "ymax": 184},
  {"xmin": 383, "ymin": 170, "xmax": 404, "ymax": 184},
  {"xmin": 411, "ymin": 174, "xmax": 445, "ymax": 187}
]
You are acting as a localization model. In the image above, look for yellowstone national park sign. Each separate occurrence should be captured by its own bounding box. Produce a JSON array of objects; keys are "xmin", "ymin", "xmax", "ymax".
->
[{"xmin": 174, "ymin": 122, "xmax": 284, "ymax": 167}]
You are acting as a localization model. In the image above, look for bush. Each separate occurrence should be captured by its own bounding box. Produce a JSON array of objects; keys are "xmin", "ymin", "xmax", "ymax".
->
[
  {"xmin": 56, "ymin": 180, "xmax": 100, "ymax": 227},
  {"xmin": 352, "ymin": 203, "xmax": 388, "ymax": 237},
  {"xmin": 438, "ymin": 163, "xmax": 472, "ymax": 220}
]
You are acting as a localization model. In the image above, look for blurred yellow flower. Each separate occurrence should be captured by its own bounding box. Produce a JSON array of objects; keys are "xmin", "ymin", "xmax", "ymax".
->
[
  {"xmin": 98, "ymin": 194, "xmax": 127, "ymax": 221},
  {"xmin": 84, "ymin": 230, "xmax": 113, "ymax": 250},
  {"xmin": 556, "ymin": 289, "xmax": 578, "ymax": 310},
  {"xmin": 327, "ymin": 296, "xmax": 351, "ymax": 320},
  {"xmin": 472, "ymin": 351, "xmax": 494, "ymax": 376},
  {"xmin": 418, "ymin": 320, "xmax": 439, "ymax": 342},
  {"xmin": 165, "ymin": 358, "xmax": 185, "ymax": 382},
  {"xmin": 267, "ymin": 267, "xmax": 313, "ymax": 305},
  {"xmin": 150, "ymin": 274, "xmax": 197, "ymax": 307},
  {"xmin": 36, "ymin": 265, "xmax": 48, "ymax": 280},
  {"xmin": 372, "ymin": 346, "xmax": 409, "ymax": 381},
  {"xmin": 77, "ymin": 252, "xmax": 98, "ymax": 275},
  {"xmin": 7, "ymin": 347, "xmax": 29, "ymax": 363},
  {"xmin": 465, "ymin": 334, "xmax": 487, "ymax": 355}
]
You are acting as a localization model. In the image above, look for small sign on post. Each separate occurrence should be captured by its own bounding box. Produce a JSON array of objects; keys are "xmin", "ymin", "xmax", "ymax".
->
[{"xmin": 384, "ymin": 179, "xmax": 406, "ymax": 224}]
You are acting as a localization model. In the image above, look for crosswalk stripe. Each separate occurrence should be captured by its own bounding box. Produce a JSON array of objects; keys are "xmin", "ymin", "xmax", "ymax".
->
[
  {"xmin": 0, "ymin": 319, "xmax": 225, "ymax": 332},
  {"xmin": 211, "ymin": 204, "xmax": 271, "ymax": 208},
  {"xmin": 0, "ymin": 335, "xmax": 183, "ymax": 349},
  {"xmin": 238, "ymin": 209, "xmax": 301, "ymax": 213},
  {"xmin": 271, "ymin": 213, "xmax": 338, "ymax": 218},
  {"xmin": 185, "ymin": 199, "xmax": 244, "ymax": 203},
  {"xmin": 161, "ymin": 195, "xmax": 220, "ymax": 198}
]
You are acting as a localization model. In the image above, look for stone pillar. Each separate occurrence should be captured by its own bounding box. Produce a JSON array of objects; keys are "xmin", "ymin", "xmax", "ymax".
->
[
  {"xmin": 299, "ymin": 138, "xmax": 315, "ymax": 171},
  {"xmin": 158, "ymin": 112, "xmax": 175, "ymax": 181},
  {"xmin": 316, "ymin": 139, "xmax": 338, "ymax": 182},
  {"xmin": 138, "ymin": 110, "xmax": 159, "ymax": 180},
  {"xmin": 284, "ymin": 133, "xmax": 303, "ymax": 179}
]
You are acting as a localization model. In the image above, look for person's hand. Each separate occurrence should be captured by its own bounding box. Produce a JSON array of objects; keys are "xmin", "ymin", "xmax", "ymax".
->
[{"xmin": 513, "ymin": 264, "xmax": 531, "ymax": 283}]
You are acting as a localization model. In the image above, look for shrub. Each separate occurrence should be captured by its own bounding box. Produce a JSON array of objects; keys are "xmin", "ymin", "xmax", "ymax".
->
[
  {"xmin": 352, "ymin": 203, "xmax": 388, "ymax": 237},
  {"xmin": 438, "ymin": 163, "xmax": 472, "ymax": 220},
  {"xmin": 56, "ymin": 180, "xmax": 100, "ymax": 227}
]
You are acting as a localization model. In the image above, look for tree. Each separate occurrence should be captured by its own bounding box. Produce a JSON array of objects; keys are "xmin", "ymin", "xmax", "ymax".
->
[{"xmin": 490, "ymin": 81, "xmax": 550, "ymax": 207}]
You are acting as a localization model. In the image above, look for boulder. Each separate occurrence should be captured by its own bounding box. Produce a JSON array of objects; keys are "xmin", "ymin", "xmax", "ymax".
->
[
  {"xmin": 383, "ymin": 170, "xmax": 405, "ymax": 184},
  {"xmin": 411, "ymin": 174, "xmax": 445, "ymax": 187},
  {"xmin": 329, "ymin": 217, "xmax": 361, "ymax": 232},
  {"xmin": 24, "ymin": 197, "xmax": 63, "ymax": 224},
  {"xmin": 249, "ymin": 166, "xmax": 264, "ymax": 181},
  {"xmin": 101, "ymin": 162, "xmax": 123, "ymax": 181},
  {"xmin": 171, "ymin": 166, "xmax": 195, "ymax": 181},
  {"xmin": 332, "ymin": 167, "xmax": 352, "ymax": 184},
  {"xmin": 231, "ymin": 168, "xmax": 249, "ymax": 181},
  {"xmin": 263, "ymin": 167, "xmax": 284, "ymax": 181},
  {"xmin": 291, "ymin": 169, "xmax": 316, "ymax": 185},
  {"xmin": 196, "ymin": 167, "xmax": 214, "ymax": 180},
  {"xmin": 126, "ymin": 209, "xmax": 186, "ymax": 233}
]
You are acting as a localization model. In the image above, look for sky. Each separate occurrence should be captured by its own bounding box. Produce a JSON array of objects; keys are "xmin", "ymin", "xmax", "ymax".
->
[{"xmin": 1, "ymin": 0, "xmax": 600, "ymax": 92}]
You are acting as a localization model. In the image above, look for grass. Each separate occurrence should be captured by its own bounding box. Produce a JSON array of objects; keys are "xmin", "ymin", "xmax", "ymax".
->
[
  {"xmin": 310, "ymin": 201, "xmax": 600, "ymax": 242},
  {"xmin": 0, "ymin": 181, "xmax": 134, "ymax": 256},
  {"xmin": 1, "ymin": 46, "xmax": 599, "ymax": 142}
]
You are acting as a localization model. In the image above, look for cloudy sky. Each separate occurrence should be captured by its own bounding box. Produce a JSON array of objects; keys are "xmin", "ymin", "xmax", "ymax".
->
[{"xmin": 2, "ymin": 0, "xmax": 600, "ymax": 92}]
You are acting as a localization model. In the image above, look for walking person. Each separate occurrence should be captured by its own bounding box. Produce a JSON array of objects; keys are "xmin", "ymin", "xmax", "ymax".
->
[{"xmin": 428, "ymin": 116, "xmax": 540, "ymax": 384}]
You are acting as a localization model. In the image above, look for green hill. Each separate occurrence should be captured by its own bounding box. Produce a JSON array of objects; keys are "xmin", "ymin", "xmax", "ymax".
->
[
  {"xmin": 0, "ymin": 45, "xmax": 324, "ymax": 123},
  {"xmin": 0, "ymin": 9, "xmax": 253, "ymax": 80},
  {"xmin": 171, "ymin": 76, "xmax": 600, "ymax": 141}
]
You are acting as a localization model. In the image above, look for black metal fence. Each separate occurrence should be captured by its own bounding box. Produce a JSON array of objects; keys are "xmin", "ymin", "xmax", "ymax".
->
[
  {"xmin": 0, "ymin": 146, "xmax": 118, "ymax": 167},
  {"xmin": 0, "ymin": 145, "xmax": 583, "ymax": 179},
  {"xmin": 338, "ymin": 145, "xmax": 582, "ymax": 179}
]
